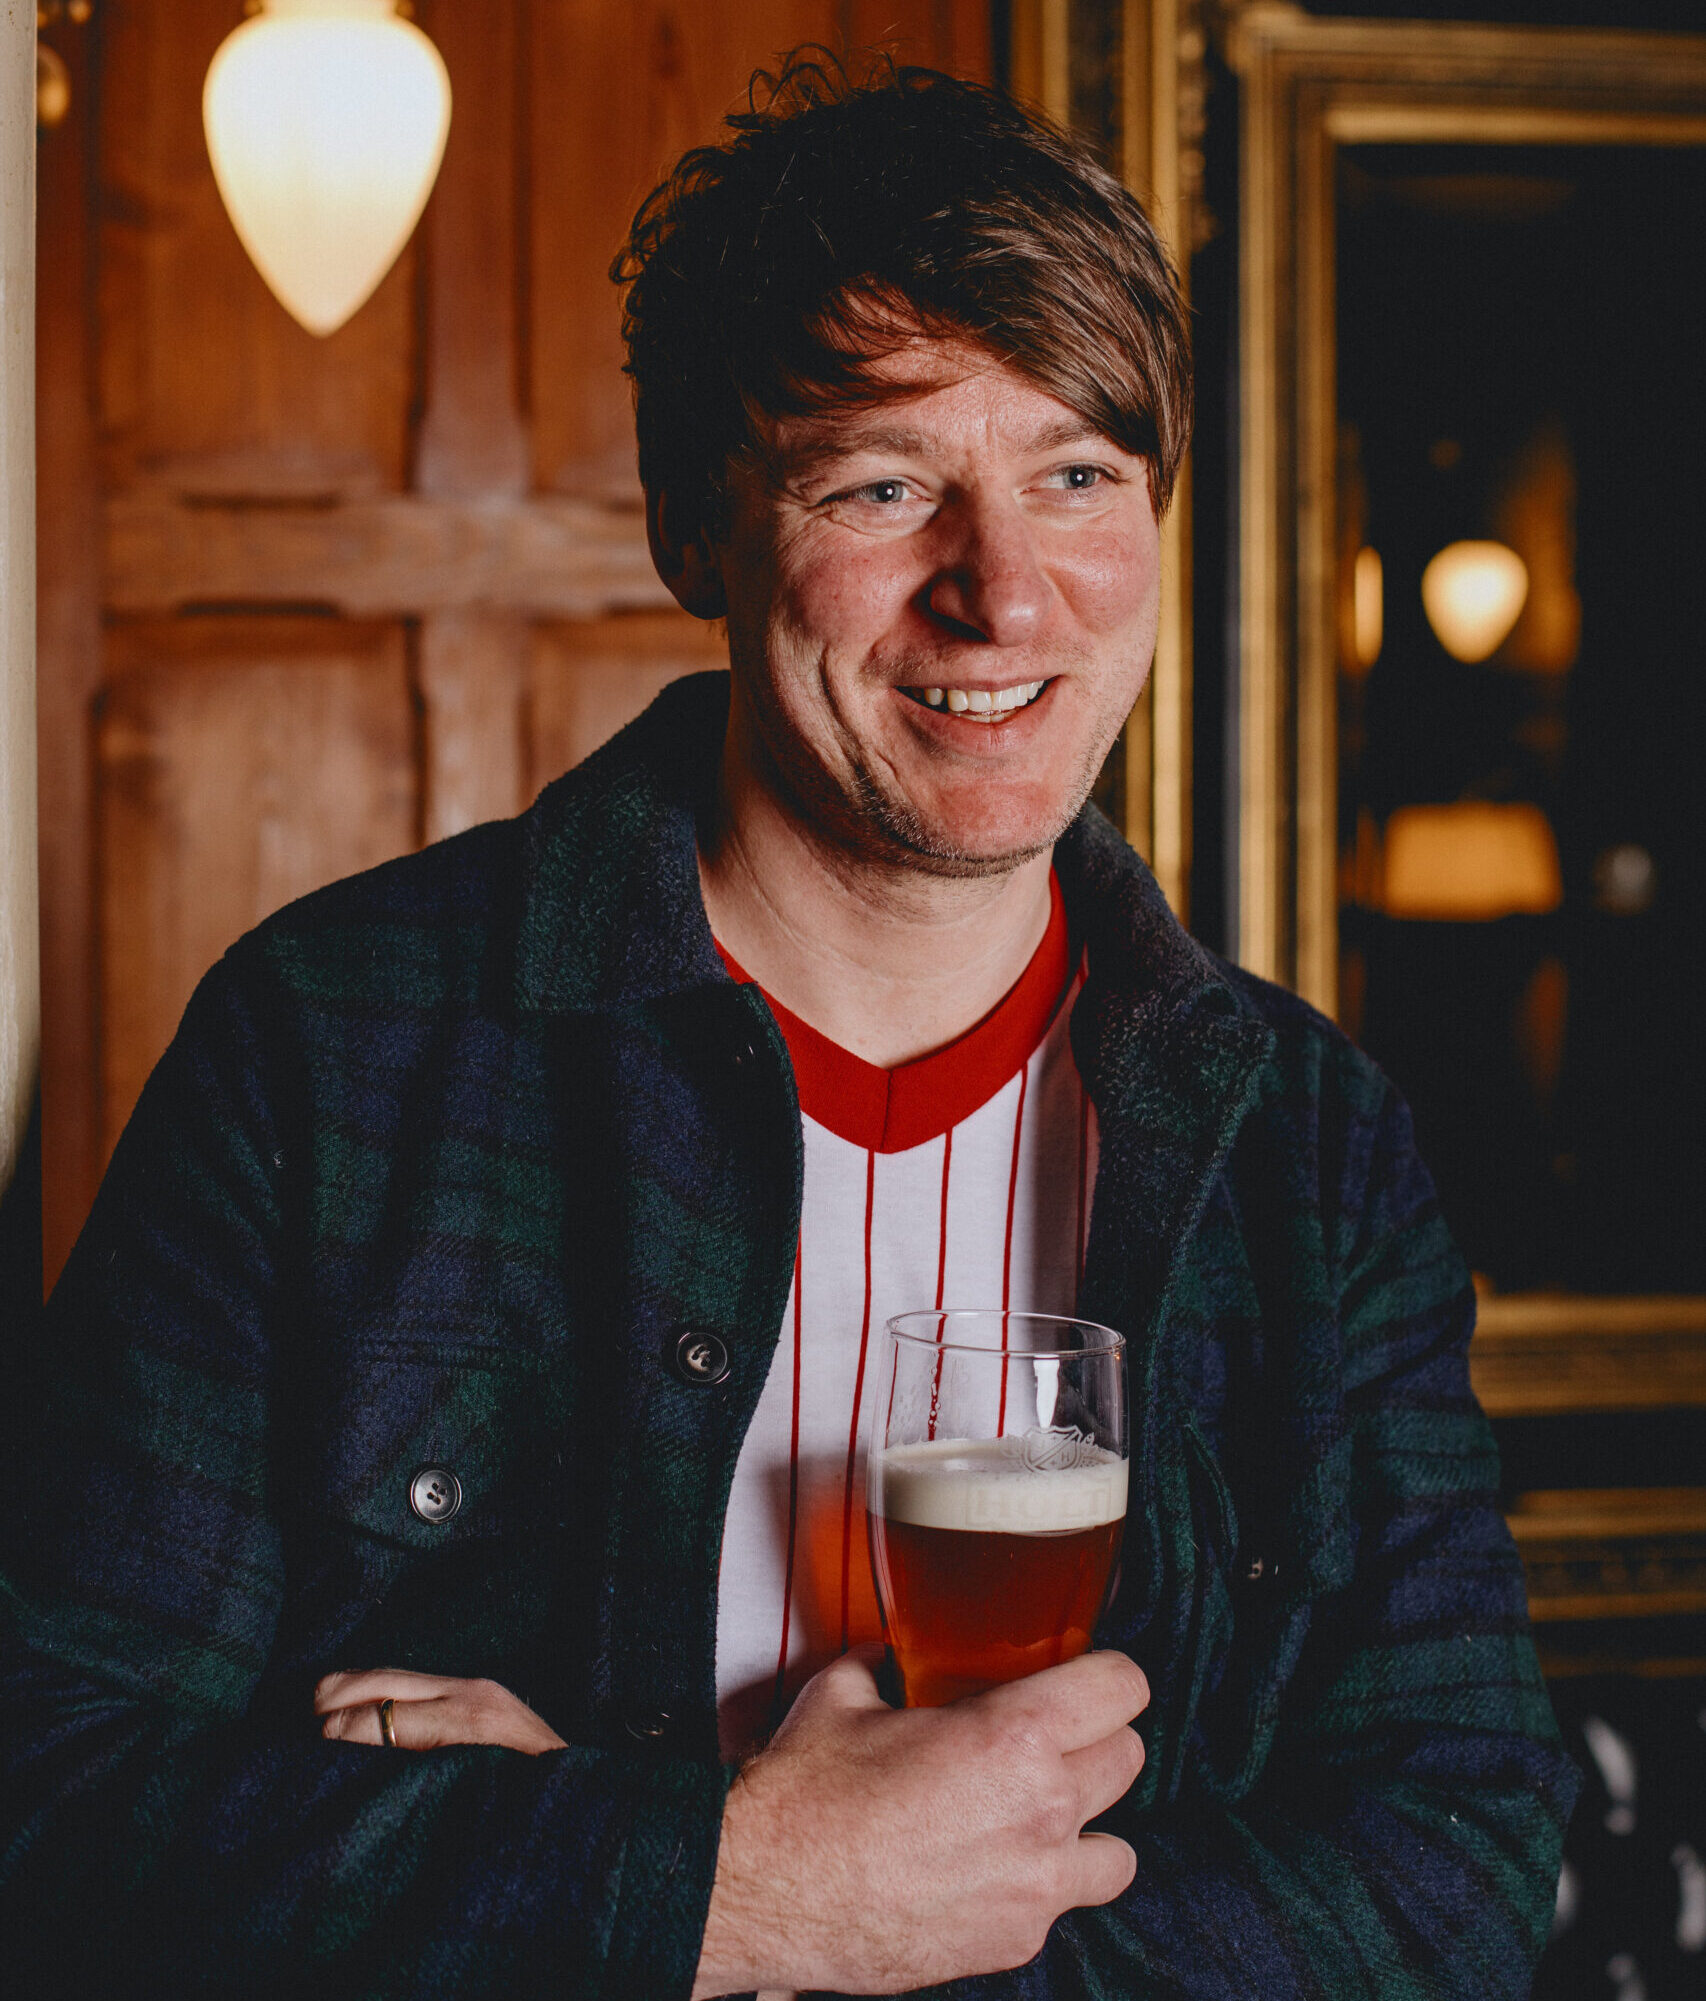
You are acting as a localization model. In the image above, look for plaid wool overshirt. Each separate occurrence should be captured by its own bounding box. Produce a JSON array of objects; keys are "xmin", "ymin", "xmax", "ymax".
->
[{"xmin": 1, "ymin": 673, "xmax": 1576, "ymax": 1998}]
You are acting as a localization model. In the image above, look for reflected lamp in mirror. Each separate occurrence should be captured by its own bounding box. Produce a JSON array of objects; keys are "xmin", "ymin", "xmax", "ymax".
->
[
  {"xmin": 1353, "ymin": 546, "xmax": 1384, "ymax": 671},
  {"xmin": 203, "ymin": 0, "xmax": 452, "ymax": 337},
  {"xmin": 1382, "ymin": 801, "xmax": 1563, "ymax": 921},
  {"xmin": 1421, "ymin": 540, "xmax": 1529, "ymax": 662}
]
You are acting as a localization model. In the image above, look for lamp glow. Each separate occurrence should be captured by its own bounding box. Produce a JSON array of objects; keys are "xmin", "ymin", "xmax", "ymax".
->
[
  {"xmin": 1421, "ymin": 540, "xmax": 1529, "ymax": 663},
  {"xmin": 203, "ymin": 0, "xmax": 451, "ymax": 337},
  {"xmin": 1382, "ymin": 802, "xmax": 1562, "ymax": 921},
  {"xmin": 1353, "ymin": 545, "xmax": 1384, "ymax": 669}
]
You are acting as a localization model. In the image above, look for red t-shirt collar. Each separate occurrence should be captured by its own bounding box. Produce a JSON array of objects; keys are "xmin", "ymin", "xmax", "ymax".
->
[{"xmin": 715, "ymin": 871, "xmax": 1073, "ymax": 1154}]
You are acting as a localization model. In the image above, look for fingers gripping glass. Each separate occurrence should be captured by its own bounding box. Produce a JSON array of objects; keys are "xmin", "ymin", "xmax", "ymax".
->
[{"xmin": 866, "ymin": 1311, "xmax": 1128, "ymax": 1708}]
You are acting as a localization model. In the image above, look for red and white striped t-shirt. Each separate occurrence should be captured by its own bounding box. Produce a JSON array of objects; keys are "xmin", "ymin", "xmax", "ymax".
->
[{"xmin": 713, "ymin": 875, "xmax": 1098, "ymax": 1756}]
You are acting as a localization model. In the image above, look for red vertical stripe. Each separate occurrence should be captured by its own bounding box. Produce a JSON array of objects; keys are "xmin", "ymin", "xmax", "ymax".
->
[
  {"xmin": 839, "ymin": 1148, "xmax": 878, "ymax": 1653},
  {"xmin": 1076, "ymin": 1074, "xmax": 1091, "ymax": 1301},
  {"xmin": 933, "ymin": 1126, "xmax": 953, "ymax": 1310},
  {"xmin": 927, "ymin": 1127, "xmax": 955, "ymax": 1440},
  {"xmin": 770, "ymin": 1236, "xmax": 805, "ymax": 1718},
  {"xmin": 997, "ymin": 1062, "xmax": 1030, "ymax": 1433}
]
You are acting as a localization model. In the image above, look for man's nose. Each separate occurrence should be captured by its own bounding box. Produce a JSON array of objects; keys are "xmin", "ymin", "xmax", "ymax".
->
[{"xmin": 923, "ymin": 501, "xmax": 1054, "ymax": 646}]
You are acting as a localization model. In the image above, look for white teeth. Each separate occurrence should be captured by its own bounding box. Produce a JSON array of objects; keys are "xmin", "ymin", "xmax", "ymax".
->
[{"xmin": 914, "ymin": 679, "xmax": 1048, "ymax": 718}]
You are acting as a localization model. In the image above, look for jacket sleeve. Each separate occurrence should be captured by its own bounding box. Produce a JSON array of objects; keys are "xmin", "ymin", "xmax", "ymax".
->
[
  {"xmin": 0, "ymin": 955, "xmax": 726, "ymax": 2001},
  {"xmin": 995, "ymin": 1069, "xmax": 1579, "ymax": 2001}
]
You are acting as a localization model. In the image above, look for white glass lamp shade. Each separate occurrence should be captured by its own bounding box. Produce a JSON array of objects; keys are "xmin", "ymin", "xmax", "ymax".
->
[
  {"xmin": 204, "ymin": 0, "xmax": 452, "ymax": 337},
  {"xmin": 1421, "ymin": 540, "xmax": 1529, "ymax": 663}
]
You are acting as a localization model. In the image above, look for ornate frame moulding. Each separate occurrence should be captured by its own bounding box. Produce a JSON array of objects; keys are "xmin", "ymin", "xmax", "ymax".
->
[
  {"xmin": 1222, "ymin": 3, "xmax": 1706, "ymax": 1613},
  {"xmin": 1221, "ymin": 2, "xmax": 1706, "ymax": 1001},
  {"xmin": 1012, "ymin": 1, "xmax": 1206, "ymax": 919},
  {"xmin": 1509, "ymin": 1487, "xmax": 1706, "ymax": 1624},
  {"xmin": 1470, "ymin": 1294, "xmax": 1706, "ymax": 1419}
]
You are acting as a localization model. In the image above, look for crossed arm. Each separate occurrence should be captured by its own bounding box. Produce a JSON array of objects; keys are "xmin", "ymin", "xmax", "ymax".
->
[
  {"xmin": 316, "ymin": 1648, "xmax": 1151, "ymax": 1996},
  {"xmin": 2, "ymin": 958, "xmax": 1576, "ymax": 1997}
]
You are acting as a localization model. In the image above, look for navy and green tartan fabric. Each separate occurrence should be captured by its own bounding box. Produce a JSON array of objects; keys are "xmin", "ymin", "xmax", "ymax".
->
[{"xmin": 0, "ymin": 673, "xmax": 1575, "ymax": 1997}]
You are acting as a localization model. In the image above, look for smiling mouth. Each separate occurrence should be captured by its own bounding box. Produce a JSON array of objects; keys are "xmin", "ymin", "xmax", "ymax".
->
[{"xmin": 901, "ymin": 679, "xmax": 1050, "ymax": 721}]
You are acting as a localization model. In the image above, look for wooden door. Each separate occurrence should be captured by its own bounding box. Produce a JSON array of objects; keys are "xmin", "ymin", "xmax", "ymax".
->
[{"xmin": 36, "ymin": 0, "xmax": 991, "ymax": 1288}]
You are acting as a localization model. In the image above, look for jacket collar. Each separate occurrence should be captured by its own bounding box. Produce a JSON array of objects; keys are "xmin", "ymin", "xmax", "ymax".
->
[
  {"xmin": 514, "ymin": 670, "xmax": 1272, "ymax": 1066},
  {"xmin": 1057, "ymin": 805, "xmax": 1276, "ymax": 1344},
  {"xmin": 512, "ymin": 674, "xmax": 731, "ymax": 1014}
]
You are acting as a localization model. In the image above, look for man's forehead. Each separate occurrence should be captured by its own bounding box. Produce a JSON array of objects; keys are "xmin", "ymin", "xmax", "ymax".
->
[{"xmin": 755, "ymin": 360, "xmax": 1116, "ymax": 473}]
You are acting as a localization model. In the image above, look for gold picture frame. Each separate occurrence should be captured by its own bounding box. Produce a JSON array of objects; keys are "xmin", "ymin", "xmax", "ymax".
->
[
  {"xmin": 1223, "ymin": 4, "xmax": 1706, "ymax": 1634},
  {"xmin": 1012, "ymin": 0, "xmax": 1208, "ymax": 920}
]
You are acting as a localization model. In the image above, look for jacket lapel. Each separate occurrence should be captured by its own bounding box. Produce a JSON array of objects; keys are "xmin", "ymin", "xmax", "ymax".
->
[
  {"xmin": 511, "ymin": 673, "xmax": 734, "ymax": 1018},
  {"xmin": 504, "ymin": 675, "xmax": 1286, "ymax": 1774},
  {"xmin": 1056, "ymin": 810, "xmax": 1275, "ymax": 1802}
]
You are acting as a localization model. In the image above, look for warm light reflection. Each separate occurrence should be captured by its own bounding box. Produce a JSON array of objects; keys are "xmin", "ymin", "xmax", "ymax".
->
[
  {"xmin": 1382, "ymin": 801, "xmax": 1563, "ymax": 921},
  {"xmin": 1353, "ymin": 546, "xmax": 1384, "ymax": 668},
  {"xmin": 1421, "ymin": 540, "xmax": 1529, "ymax": 662},
  {"xmin": 203, "ymin": 0, "xmax": 452, "ymax": 337}
]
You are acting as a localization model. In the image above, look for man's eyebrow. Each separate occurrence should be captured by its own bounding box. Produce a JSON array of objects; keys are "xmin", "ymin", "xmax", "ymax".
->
[{"xmin": 775, "ymin": 413, "xmax": 1113, "ymax": 473}]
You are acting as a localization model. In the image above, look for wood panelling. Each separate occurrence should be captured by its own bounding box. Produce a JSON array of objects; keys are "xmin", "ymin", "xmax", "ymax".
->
[
  {"xmin": 96, "ymin": 0, "xmax": 415, "ymax": 496},
  {"xmin": 416, "ymin": 0, "xmax": 529, "ymax": 500},
  {"xmin": 103, "ymin": 493, "xmax": 673, "ymax": 617},
  {"xmin": 528, "ymin": 0, "xmax": 838, "ymax": 499},
  {"xmin": 96, "ymin": 619, "xmax": 415, "ymax": 1155},
  {"xmin": 421, "ymin": 614, "xmax": 529, "ymax": 842},
  {"xmin": 844, "ymin": 0, "xmax": 992, "ymax": 77},
  {"xmin": 36, "ymin": 19, "xmax": 104, "ymax": 1274},
  {"xmin": 528, "ymin": 0, "xmax": 991, "ymax": 498},
  {"xmin": 39, "ymin": 1, "xmax": 992, "ymax": 1283},
  {"xmin": 530, "ymin": 613, "xmax": 730, "ymax": 794}
]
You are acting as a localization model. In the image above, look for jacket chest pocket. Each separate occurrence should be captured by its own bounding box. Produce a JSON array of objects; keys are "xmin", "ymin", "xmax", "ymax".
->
[
  {"xmin": 277, "ymin": 1338, "xmax": 589, "ymax": 1687},
  {"xmin": 285, "ymin": 1339, "xmax": 567, "ymax": 1550}
]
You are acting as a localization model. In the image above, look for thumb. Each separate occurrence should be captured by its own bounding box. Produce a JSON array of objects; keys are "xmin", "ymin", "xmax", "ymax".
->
[{"xmin": 788, "ymin": 1644, "xmax": 891, "ymax": 1719}]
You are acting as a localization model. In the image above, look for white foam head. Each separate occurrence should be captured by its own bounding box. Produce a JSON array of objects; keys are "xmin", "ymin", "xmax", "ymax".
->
[{"xmin": 873, "ymin": 1434, "xmax": 1128, "ymax": 1534}]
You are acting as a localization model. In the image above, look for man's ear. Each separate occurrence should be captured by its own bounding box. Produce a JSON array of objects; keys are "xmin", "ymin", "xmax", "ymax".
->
[{"xmin": 646, "ymin": 488, "xmax": 727, "ymax": 620}]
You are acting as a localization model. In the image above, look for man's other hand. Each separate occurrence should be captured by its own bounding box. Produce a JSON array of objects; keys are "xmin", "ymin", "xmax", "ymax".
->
[
  {"xmin": 314, "ymin": 1668, "xmax": 568, "ymax": 1755},
  {"xmin": 693, "ymin": 1645, "xmax": 1148, "ymax": 1999}
]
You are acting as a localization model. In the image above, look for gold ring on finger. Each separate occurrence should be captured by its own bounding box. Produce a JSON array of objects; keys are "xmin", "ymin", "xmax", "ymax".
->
[{"xmin": 378, "ymin": 1696, "xmax": 398, "ymax": 1749}]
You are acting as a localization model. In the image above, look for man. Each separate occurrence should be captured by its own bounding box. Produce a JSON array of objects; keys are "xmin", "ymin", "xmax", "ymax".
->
[{"xmin": 2, "ymin": 57, "xmax": 1573, "ymax": 2000}]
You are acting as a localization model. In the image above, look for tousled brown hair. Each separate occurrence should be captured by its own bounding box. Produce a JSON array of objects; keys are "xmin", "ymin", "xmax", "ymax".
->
[{"xmin": 611, "ymin": 52, "xmax": 1192, "ymax": 533}]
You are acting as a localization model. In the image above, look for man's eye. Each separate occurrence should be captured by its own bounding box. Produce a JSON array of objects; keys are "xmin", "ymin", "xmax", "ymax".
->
[
  {"xmin": 1050, "ymin": 464, "xmax": 1106, "ymax": 491},
  {"xmin": 850, "ymin": 479, "xmax": 911, "ymax": 505}
]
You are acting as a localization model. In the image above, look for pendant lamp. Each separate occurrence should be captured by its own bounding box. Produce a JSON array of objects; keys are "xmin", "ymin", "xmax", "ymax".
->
[
  {"xmin": 1420, "ymin": 540, "xmax": 1529, "ymax": 664},
  {"xmin": 204, "ymin": 0, "xmax": 452, "ymax": 337}
]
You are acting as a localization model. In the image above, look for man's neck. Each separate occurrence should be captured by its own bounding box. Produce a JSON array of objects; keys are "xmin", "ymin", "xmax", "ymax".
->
[{"xmin": 698, "ymin": 752, "xmax": 1055, "ymax": 1073}]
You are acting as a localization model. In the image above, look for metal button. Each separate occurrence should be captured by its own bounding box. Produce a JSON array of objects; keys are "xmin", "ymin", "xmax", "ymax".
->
[
  {"xmin": 1242, "ymin": 1554, "xmax": 1272, "ymax": 1585},
  {"xmin": 408, "ymin": 1465, "xmax": 462, "ymax": 1524},
  {"xmin": 624, "ymin": 1710, "xmax": 672, "ymax": 1742},
  {"xmin": 730, "ymin": 1036, "xmax": 758, "ymax": 1071},
  {"xmin": 671, "ymin": 1329, "xmax": 731, "ymax": 1386}
]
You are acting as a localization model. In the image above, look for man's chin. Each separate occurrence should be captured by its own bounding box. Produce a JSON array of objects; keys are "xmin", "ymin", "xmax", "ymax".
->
[{"xmin": 851, "ymin": 784, "xmax": 1082, "ymax": 880}]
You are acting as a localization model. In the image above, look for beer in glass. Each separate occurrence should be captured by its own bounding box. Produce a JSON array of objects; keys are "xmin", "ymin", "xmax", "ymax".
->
[{"xmin": 866, "ymin": 1311, "xmax": 1127, "ymax": 1707}]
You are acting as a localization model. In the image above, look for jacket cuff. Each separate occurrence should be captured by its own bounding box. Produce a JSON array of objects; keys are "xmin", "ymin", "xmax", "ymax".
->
[{"xmin": 600, "ymin": 1752, "xmax": 733, "ymax": 2001}]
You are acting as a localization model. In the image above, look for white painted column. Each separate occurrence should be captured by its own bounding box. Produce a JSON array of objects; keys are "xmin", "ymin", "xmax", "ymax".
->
[{"xmin": 1, "ymin": 4, "xmax": 39, "ymax": 1218}]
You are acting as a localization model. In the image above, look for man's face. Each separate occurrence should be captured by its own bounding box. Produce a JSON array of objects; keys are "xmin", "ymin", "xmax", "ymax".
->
[{"xmin": 707, "ymin": 340, "xmax": 1162, "ymax": 876}]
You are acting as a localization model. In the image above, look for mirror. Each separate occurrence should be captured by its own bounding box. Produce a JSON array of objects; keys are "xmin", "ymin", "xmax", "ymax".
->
[
  {"xmin": 1229, "ymin": 7, "xmax": 1706, "ymax": 1634},
  {"xmin": 1336, "ymin": 138, "xmax": 1705, "ymax": 1297}
]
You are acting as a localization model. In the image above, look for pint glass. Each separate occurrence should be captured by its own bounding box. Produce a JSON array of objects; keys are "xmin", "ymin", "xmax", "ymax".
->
[{"xmin": 866, "ymin": 1311, "xmax": 1127, "ymax": 1708}]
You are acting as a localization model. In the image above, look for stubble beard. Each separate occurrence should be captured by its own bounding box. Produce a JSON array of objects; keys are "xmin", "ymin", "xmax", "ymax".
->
[
  {"xmin": 804, "ymin": 690, "xmax": 1123, "ymax": 886},
  {"xmin": 733, "ymin": 642, "xmax": 1130, "ymax": 888}
]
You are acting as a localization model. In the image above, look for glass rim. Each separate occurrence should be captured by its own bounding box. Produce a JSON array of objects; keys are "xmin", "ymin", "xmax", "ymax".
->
[{"xmin": 885, "ymin": 1309, "xmax": 1124, "ymax": 1358}]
